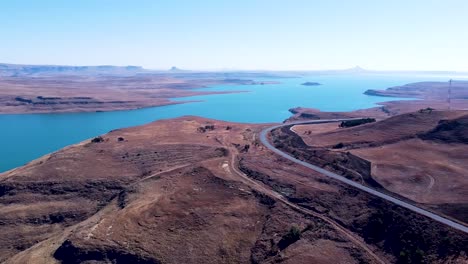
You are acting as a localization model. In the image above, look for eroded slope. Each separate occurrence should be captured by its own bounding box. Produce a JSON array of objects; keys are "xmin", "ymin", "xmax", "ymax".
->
[{"xmin": 1, "ymin": 117, "xmax": 387, "ymax": 264}]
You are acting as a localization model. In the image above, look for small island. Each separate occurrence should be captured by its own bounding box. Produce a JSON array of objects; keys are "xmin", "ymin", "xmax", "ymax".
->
[{"xmin": 301, "ymin": 82, "xmax": 322, "ymax": 86}]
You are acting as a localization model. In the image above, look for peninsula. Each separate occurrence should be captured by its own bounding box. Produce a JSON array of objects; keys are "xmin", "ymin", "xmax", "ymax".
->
[{"xmin": 0, "ymin": 63, "xmax": 280, "ymax": 114}]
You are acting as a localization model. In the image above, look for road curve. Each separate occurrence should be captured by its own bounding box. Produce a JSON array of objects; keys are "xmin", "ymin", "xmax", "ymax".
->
[{"xmin": 259, "ymin": 119, "xmax": 468, "ymax": 234}]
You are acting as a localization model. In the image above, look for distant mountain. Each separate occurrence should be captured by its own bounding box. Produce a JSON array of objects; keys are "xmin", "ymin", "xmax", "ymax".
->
[
  {"xmin": 343, "ymin": 66, "xmax": 367, "ymax": 73},
  {"xmin": 0, "ymin": 63, "xmax": 145, "ymax": 76},
  {"xmin": 168, "ymin": 66, "xmax": 189, "ymax": 72}
]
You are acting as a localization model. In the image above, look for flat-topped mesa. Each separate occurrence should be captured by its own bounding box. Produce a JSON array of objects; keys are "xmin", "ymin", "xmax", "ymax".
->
[
  {"xmin": 364, "ymin": 81, "xmax": 468, "ymax": 99},
  {"xmin": 169, "ymin": 66, "xmax": 185, "ymax": 72},
  {"xmin": 301, "ymin": 82, "xmax": 321, "ymax": 86},
  {"xmin": 0, "ymin": 63, "xmax": 145, "ymax": 77}
]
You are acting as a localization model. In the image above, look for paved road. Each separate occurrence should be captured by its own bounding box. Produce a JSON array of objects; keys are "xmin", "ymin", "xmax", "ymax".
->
[{"xmin": 259, "ymin": 119, "xmax": 468, "ymax": 234}]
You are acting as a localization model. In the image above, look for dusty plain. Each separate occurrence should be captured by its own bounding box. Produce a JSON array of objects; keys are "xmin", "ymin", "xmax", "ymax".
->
[{"xmin": 0, "ymin": 75, "xmax": 268, "ymax": 114}]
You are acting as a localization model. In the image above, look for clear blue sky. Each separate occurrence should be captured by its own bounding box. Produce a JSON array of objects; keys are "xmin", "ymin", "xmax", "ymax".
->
[{"xmin": 1, "ymin": 0, "xmax": 467, "ymax": 71}]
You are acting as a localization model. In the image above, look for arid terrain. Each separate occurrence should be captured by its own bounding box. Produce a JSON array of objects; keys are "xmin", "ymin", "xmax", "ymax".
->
[
  {"xmin": 365, "ymin": 81, "xmax": 468, "ymax": 114},
  {"xmin": 0, "ymin": 63, "xmax": 280, "ymax": 114},
  {"xmin": 1, "ymin": 76, "xmax": 468, "ymax": 263},
  {"xmin": 1, "ymin": 114, "xmax": 467, "ymax": 263},
  {"xmin": 0, "ymin": 75, "xmax": 262, "ymax": 114},
  {"xmin": 3, "ymin": 0, "xmax": 468, "ymax": 262},
  {"xmin": 286, "ymin": 110, "xmax": 468, "ymax": 223},
  {"xmin": 280, "ymin": 82, "xmax": 468, "ymax": 228}
]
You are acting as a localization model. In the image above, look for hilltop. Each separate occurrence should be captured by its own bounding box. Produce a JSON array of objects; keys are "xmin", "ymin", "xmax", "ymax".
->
[{"xmin": 1, "ymin": 114, "xmax": 467, "ymax": 263}]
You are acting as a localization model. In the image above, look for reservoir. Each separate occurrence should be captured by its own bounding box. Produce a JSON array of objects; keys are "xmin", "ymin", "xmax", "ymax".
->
[{"xmin": 0, "ymin": 74, "xmax": 455, "ymax": 172}]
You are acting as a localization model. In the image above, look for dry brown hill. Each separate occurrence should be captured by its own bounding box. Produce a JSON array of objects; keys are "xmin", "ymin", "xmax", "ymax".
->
[
  {"xmin": 1, "ymin": 115, "xmax": 467, "ymax": 263},
  {"xmin": 419, "ymin": 115, "xmax": 468, "ymax": 144},
  {"xmin": 290, "ymin": 111, "xmax": 468, "ymax": 222}
]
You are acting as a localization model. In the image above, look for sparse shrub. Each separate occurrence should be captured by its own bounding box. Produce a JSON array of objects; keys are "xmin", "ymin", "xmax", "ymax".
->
[
  {"xmin": 15, "ymin": 97, "xmax": 33, "ymax": 104},
  {"xmin": 419, "ymin": 107, "xmax": 434, "ymax": 114},
  {"xmin": 117, "ymin": 137, "xmax": 125, "ymax": 142},
  {"xmin": 197, "ymin": 125, "xmax": 215, "ymax": 133},
  {"xmin": 278, "ymin": 226, "xmax": 302, "ymax": 250},
  {"xmin": 91, "ymin": 136, "xmax": 104, "ymax": 143},
  {"xmin": 214, "ymin": 147, "xmax": 229, "ymax": 157},
  {"xmin": 333, "ymin": 142, "xmax": 345, "ymax": 149},
  {"xmin": 241, "ymin": 144, "xmax": 250, "ymax": 153}
]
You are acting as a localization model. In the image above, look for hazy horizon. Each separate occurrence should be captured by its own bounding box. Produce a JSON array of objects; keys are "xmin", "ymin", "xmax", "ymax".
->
[
  {"xmin": 2, "ymin": 0, "xmax": 468, "ymax": 71},
  {"xmin": 3, "ymin": 62, "xmax": 468, "ymax": 74}
]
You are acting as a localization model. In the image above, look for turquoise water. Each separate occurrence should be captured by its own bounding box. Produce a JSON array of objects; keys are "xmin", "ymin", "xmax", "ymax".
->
[{"xmin": 0, "ymin": 74, "xmax": 453, "ymax": 172}]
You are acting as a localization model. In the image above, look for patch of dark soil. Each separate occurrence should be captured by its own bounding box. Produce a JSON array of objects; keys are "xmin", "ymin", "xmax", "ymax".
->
[
  {"xmin": 0, "ymin": 184, "xmax": 13, "ymax": 197},
  {"xmin": 117, "ymin": 189, "xmax": 131, "ymax": 209},
  {"xmin": 0, "ymin": 180, "xmax": 125, "ymax": 205},
  {"xmin": 252, "ymin": 190, "xmax": 276, "ymax": 208},
  {"xmin": 277, "ymin": 226, "xmax": 301, "ymax": 250},
  {"xmin": 54, "ymin": 240, "xmax": 160, "ymax": 264},
  {"xmin": 214, "ymin": 147, "xmax": 229, "ymax": 157},
  {"xmin": 0, "ymin": 210, "xmax": 89, "ymax": 226}
]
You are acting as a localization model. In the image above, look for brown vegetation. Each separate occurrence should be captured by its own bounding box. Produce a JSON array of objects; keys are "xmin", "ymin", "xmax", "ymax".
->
[
  {"xmin": 0, "ymin": 115, "xmax": 466, "ymax": 263},
  {"xmin": 289, "ymin": 111, "xmax": 468, "ymax": 225},
  {"xmin": 1, "ymin": 79, "xmax": 468, "ymax": 263}
]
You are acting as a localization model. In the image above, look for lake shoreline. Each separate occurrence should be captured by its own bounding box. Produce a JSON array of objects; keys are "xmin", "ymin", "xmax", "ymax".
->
[
  {"xmin": 0, "ymin": 90, "xmax": 250, "ymax": 115},
  {"xmin": 1, "ymin": 77, "xmax": 467, "ymax": 173},
  {"xmin": 0, "ymin": 74, "xmax": 273, "ymax": 115}
]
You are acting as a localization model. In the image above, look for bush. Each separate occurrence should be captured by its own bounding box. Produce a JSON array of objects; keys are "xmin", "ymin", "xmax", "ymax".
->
[
  {"xmin": 197, "ymin": 125, "xmax": 215, "ymax": 133},
  {"xmin": 332, "ymin": 142, "xmax": 345, "ymax": 149},
  {"xmin": 340, "ymin": 118, "xmax": 376, "ymax": 128},
  {"xmin": 419, "ymin": 107, "xmax": 434, "ymax": 113},
  {"xmin": 278, "ymin": 226, "xmax": 302, "ymax": 250},
  {"xmin": 15, "ymin": 97, "xmax": 33, "ymax": 103},
  {"xmin": 91, "ymin": 136, "xmax": 104, "ymax": 143}
]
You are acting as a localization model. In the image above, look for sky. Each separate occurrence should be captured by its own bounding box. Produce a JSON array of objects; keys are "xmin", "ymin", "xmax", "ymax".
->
[{"xmin": 1, "ymin": 0, "xmax": 468, "ymax": 71}]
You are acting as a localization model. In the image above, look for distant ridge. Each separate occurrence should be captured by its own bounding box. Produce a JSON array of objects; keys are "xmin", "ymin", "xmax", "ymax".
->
[
  {"xmin": 349, "ymin": 66, "xmax": 366, "ymax": 72},
  {"xmin": 0, "ymin": 63, "xmax": 145, "ymax": 76},
  {"xmin": 1, "ymin": 62, "xmax": 467, "ymax": 77},
  {"xmin": 168, "ymin": 66, "xmax": 189, "ymax": 72}
]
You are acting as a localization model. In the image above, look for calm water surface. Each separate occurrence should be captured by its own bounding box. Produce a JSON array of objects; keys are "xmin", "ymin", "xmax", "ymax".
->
[{"xmin": 0, "ymin": 74, "xmax": 454, "ymax": 172}]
